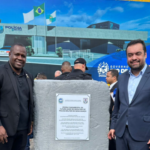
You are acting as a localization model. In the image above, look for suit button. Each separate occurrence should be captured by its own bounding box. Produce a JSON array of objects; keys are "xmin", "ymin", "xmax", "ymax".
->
[{"xmin": 126, "ymin": 115, "xmax": 128, "ymax": 117}]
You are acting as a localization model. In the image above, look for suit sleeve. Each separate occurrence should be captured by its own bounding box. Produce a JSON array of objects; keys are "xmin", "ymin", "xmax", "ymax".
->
[{"xmin": 110, "ymin": 84, "xmax": 120, "ymax": 129}]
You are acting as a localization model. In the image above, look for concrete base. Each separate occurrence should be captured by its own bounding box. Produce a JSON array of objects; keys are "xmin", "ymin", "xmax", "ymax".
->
[{"xmin": 33, "ymin": 80, "xmax": 110, "ymax": 150}]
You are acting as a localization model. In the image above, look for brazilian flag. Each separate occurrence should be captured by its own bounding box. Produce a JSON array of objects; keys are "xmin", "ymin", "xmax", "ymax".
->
[{"xmin": 34, "ymin": 3, "xmax": 45, "ymax": 17}]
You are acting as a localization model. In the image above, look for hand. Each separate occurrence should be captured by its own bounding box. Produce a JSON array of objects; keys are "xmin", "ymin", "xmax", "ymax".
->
[
  {"xmin": 0, "ymin": 126, "xmax": 8, "ymax": 144},
  {"xmin": 108, "ymin": 129, "xmax": 115, "ymax": 140},
  {"xmin": 147, "ymin": 139, "xmax": 150, "ymax": 148},
  {"xmin": 28, "ymin": 124, "xmax": 33, "ymax": 135}
]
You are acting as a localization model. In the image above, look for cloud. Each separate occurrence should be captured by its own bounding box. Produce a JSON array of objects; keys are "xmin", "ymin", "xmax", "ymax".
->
[
  {"xmin": 62, "ymin": 6, "xmax": 123, "ymax": 25},
  {"xmin": 57, "ymin": 15, "xmax": 91, "ymax": 27},
  {"xmin": 110, "ymin": 7, "xmax": 124, "ymax": 13},
  {"xmin": 129, "ymin": 3, "xmax": 144, "ymax": 8},
  {"xmin": 64, "ymin": 1, "xmax": 73, "ymax": 8},
  {"xmin": 64, "ymin": 8, "xmax": 109, "ymax": 25},
  {"xmin": 64, "ymin": 1, "xmax": 73, "ymax": 15},
  {"xmin": 117, "ymin": 16, "xmax": 150, "ymax": 42},
  {"xmin": 57, "ymin": 9, "xmax": 108, "ymax": 28},
  {"xmin": 120, "ymin": 16, "xmax": 150, "ymax": 31},
  {"xmin": 56, "ymin": 6, "xmax": 126, "ymax": 28},
  {"xmin": 68, "ymin": 8, "xmax": 73, "ymax": 15},
  {"xmin": 56, "ymin": 9, "xmax": 61, "ymax": 13}
]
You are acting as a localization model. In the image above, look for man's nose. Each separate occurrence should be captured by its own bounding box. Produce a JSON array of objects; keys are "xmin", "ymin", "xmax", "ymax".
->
[
  {"xmin": 132, "ymin": 54, "xmax": 137, "ymax": 60},
  {"xmin": 18, "ymin": 55, "xmax": 23, "ymax": 60}
]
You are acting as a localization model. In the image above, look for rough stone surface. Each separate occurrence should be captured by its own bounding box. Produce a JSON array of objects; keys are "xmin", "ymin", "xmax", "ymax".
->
[{"xmin": 33, "ymin": 80, "xmax": 110, "ymax": 150}]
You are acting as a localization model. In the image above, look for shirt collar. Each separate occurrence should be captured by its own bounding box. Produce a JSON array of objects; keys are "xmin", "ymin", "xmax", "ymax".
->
[
  {"xmin": 128, "ymin": 63, "xmax": 147, "ymax": 76},
  {"xmin": 9, "ymin": 62, "xmax": 24, "ymax": 76},
  {"xmin": 109, "ymin": 81, "xmax": 118, "ymax": 90}
]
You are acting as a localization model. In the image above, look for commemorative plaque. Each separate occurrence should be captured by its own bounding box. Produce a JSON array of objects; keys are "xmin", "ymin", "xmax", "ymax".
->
[{"xmin": 56, "ymin": 93, "xmax": 90, "ymax": 140}]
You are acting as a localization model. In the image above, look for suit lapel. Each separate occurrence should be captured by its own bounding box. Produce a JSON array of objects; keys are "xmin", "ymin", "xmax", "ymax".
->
[
  {"xmin": 130, "ymin": 66, "xmax": 150, "ymax": 105},
  {"xmin": 110, "ymin": 83, "xmax": 117, "ymax": 92},
  {"xmin": 5, "ymin": 62, "xmax": 19, "ymax": 102},
  {"xmin": 124, "ymin": 72, "xmax": 130, "ymax": 105},
  {"xmin": 24, "ymin": 71, "xmax": 32, "ymax": 100}
]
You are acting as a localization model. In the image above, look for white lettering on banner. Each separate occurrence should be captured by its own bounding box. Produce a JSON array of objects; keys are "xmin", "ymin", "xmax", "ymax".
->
[
  {"xmin": 121, "ymin": 69, "xmax": 128, "ymax": 73},
  {"xmin": 97, "ymin": 62, "xmax": 128, "ymax": 77}
]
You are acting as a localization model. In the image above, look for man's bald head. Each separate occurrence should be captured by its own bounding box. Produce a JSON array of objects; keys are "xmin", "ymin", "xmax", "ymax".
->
[
  {"xmin": 74, "ymin": 63, "xmax": 86, "ymax": 72},
  {"xmin": 55, "ymin": 70, "xmax": 62, "ymax": 78},
  {"xmin": 61, "ymin": 61, "xmax": 72, "ymax": 73}
]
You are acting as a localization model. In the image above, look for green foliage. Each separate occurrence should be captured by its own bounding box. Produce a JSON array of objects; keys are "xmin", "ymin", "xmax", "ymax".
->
[
  {"xmin": 26, "ymin": 46, "xmax": 34, "ymax": 56},
  {"xmin": 56, "ymin": 47, "xmax": 62, "ymax": 57}
]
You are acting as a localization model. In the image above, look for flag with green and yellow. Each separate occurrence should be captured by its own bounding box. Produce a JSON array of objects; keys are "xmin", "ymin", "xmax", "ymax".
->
[{"xmin": 34, "ymin": 3, "xmax": 45, "ymax": 17}]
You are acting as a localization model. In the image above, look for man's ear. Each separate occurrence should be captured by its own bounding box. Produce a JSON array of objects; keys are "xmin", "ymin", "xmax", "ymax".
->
[
  {"xmin": 9, "ymin": 51, "xmax": 11, "ymax": 57},
  {"xmin": 145, "ymin": 52, "xmax": 147, "ymax": 59},
  {"xmin": 113, "ymin": 76, "xmax": 117, "ymax": 81},
  {"xmin": 83, "ymin": 64, "xmax": 85, "ymax": 69}
]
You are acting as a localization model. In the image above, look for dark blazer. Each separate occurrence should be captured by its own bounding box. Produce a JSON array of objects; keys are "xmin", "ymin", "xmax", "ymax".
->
[
  {"xmin": 54, "ymin": 72, "xmax": 70, "ymax": 80},
  {"xmin": 111, "ymin": 66, "xmax": 150, "ymax": 141},
  {"xmin": 0, "ymin": 62, "xmax": 34, "ymax": 136},
  {"xmin": 109, "ymin": 82, "xmax": 118, "ymax": 117},
  {"xmin": 66, "ymin": 69, "xmax": 92, "ymax": 80}
]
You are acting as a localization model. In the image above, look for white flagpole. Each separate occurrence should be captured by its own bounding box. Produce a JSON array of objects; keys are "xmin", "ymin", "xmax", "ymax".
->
[
  {"xmin": 55, "ymin": 11, "xmax": 57, "ymax": 53},
  {"xmin": 33, "ymin": 10, "xmax": 37, "ymax": 55},
  {"xmin": 44, "ymin": 3, "xmax": 47, "ymax": 54}
]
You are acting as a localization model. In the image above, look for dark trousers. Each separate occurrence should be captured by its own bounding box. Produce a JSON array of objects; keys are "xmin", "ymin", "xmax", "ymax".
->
[
  {"xmin": 0, "ymin": 129, "xmax": 27, "ymax": 150},
  {"xmin": 109, "ymin": 119, "xmax": 116, "ymax": 150},
  {"xmin": 24, "ymin": 135, "xmax": 30, "ymax": 150},
  {"xmin": 109, "ymin": 139, "xmax": 116, "ymax": 150},
  {"xmin": 116, "ymin": 127, "xmax": 149, "ymax": 150}
]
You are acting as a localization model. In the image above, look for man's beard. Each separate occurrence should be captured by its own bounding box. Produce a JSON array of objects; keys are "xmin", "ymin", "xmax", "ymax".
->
[{"xmin": 128, "ymin": 61, "xmax": 145, "ymax": 72}]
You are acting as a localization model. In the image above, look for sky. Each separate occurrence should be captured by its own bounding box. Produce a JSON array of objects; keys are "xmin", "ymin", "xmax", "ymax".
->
[{"xmin": 0, "ymin": 0, "xmax": 150, "ymax": 42}]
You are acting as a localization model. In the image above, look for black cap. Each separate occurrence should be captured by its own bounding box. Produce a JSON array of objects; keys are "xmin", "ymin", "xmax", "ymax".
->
[{"xmin": 74, "ymin": 58, "xmax": 88, "ymax": 70}]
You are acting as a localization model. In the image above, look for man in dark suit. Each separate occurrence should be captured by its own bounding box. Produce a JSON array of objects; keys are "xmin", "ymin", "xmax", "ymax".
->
[
  {"xmin": 55, "ymin": 61, "xmax": 72, "ymax": 80},
  {"xmin": 106, "ymin": 69, "xmax": 118, "ymax": 115},
  {"xmin": 108, "ymin": 39, "xmax": 150, "ymax": 150},
  {"xmin": 0, "ymin": 43, "xmax": 34, "ymax": 150},
  {"xmin": 106, "ymin": 69, "xmax": 118, "ymax": 150}
]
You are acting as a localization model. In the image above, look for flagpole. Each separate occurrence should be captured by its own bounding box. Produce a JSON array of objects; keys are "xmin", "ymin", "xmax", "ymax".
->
[
  {"xmin": 55, "ymin": 11, "xmax": 57, "ymax": 53},
  {"xmin": 44, "ymin": 3, "xmax": 46, "ymax": 54},
  {"xmin": 33, "ymin": 11, "xmax": 37, "ymax": 55}
]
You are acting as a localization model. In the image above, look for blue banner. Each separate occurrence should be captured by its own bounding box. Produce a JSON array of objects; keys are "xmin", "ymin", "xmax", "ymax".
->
[{"xmin": 87, "ymin": 45, "xmax": 150, "ymax": 82}]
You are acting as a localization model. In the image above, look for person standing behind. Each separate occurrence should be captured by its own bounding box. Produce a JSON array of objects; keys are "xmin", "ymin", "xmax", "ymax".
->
[
  {"xmin": 36, "ymin": 73, "xmax": 47, "ymax": 79},
  {"xmin": 54, "ymin": 70, "xmax": 62, "ymax": 78},
  {"xmin": 108, "ymin": 39, "xmax": 150, "ymax": 150},
  {"xmin": 106, "ymin": 70, "xmax": 118, "ymax": 116},
  {"xmin": 66, "ymin": 58, "xmax": 92, "ymax": 80},
  {"xmin": 106, "ymin": 69, "xmax": 118, "ymax": 150},
  {"xmin": 0, "ymin": 43, "xmax": 34, "ymax": 150},
  {"xmin": 55, "ymin": 61, "xmax": 72, "ymax": 80}
]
